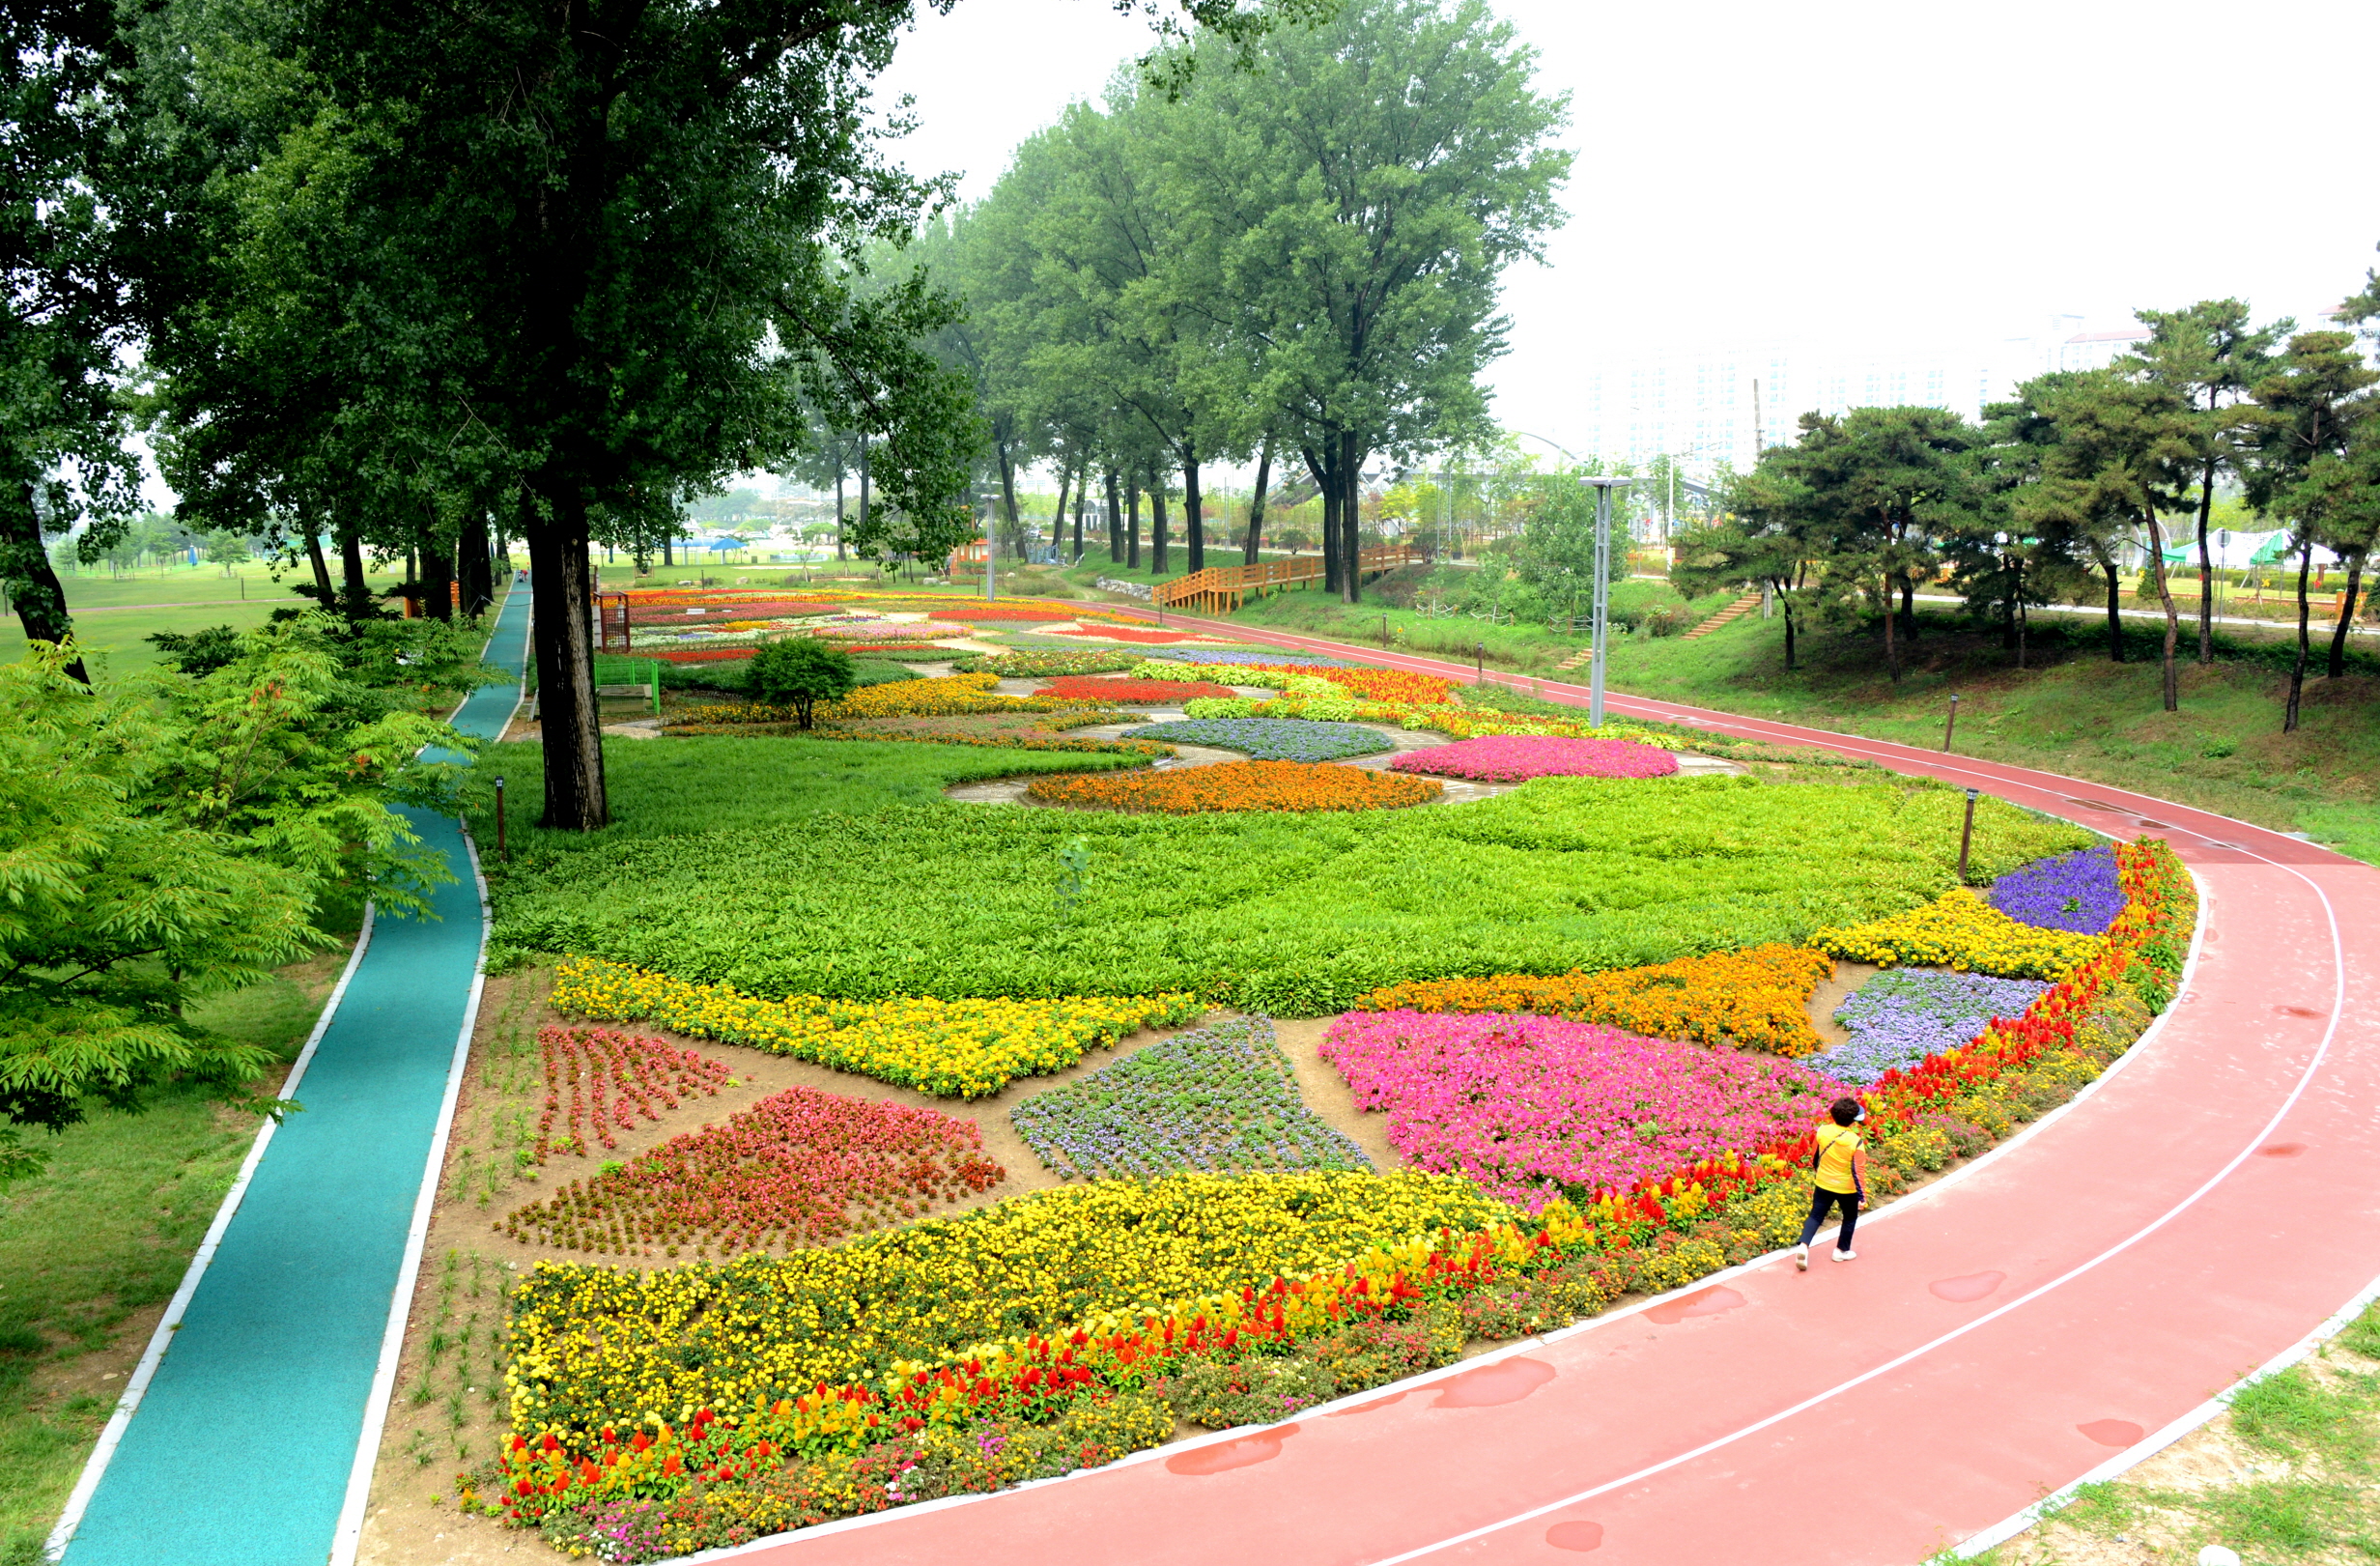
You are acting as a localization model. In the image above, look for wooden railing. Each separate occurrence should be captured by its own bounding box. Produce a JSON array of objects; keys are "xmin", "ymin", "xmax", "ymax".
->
[{"xmin": 1154, "ymin": 545, "xmax": 1422, "ymax": 614}]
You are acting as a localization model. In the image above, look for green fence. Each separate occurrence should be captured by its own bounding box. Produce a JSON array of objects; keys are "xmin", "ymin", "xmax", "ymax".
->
[{"xmin": 591, "ymin": 655, "xmax": 661, "ymax": 716}]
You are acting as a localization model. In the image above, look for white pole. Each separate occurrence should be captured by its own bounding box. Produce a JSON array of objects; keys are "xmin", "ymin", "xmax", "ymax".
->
[{"xmin": 1591, "ymin": 483, "xmax": 1610, "ymax": 726}]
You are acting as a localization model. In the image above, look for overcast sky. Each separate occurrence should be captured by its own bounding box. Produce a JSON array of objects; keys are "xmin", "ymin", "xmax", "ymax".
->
[{"xmin": 870, "ymin": 0, "xmax": 2380, "ymax": 466}]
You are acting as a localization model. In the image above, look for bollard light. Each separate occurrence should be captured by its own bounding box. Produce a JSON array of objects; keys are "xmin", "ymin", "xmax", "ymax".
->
[
  {"xmin": 1943, "ymin": 693, "xmax": 1961, "ymax": 752},
  {"xmin": 1957, "ymin": 787, "xmax": 1978, "ymax": 879},
  {"xmin": 495, "ymin": 775, "xmax": 507, "ymax": 861}
]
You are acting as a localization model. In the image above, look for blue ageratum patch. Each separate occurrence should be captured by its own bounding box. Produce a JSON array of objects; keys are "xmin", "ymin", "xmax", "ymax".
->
[
  {"xmin": 1812, "ymin": 971, "xmax": 2051, "ymax": 1084},
  {"xmin": 1119, "ymin": 718, "xmax": 1395, "ymax": 761},
  {"xmin": 1990, "ymin": 844, "xmax": 2122, "ymax": 934},
  {"xmin": 1009, "ymin": 1016, "xmax": 1372, "ymax": 1180}
]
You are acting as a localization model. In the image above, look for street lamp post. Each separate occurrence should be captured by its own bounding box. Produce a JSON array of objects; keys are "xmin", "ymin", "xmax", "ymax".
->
[{"xmin": 1579, "ymin": 475, "xmax": 1628, "ymax": 726}]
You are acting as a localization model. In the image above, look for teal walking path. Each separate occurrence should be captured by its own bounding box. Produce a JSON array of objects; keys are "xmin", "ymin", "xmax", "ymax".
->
[{"xmin": 57, "ymin": 585, "xmax": 532, "ymax": 1566}]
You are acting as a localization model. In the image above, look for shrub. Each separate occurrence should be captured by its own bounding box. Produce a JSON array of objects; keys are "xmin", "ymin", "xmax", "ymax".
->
[{"xmin": 746, "ymin": 640, "xmax": 857, "ymax": 728}]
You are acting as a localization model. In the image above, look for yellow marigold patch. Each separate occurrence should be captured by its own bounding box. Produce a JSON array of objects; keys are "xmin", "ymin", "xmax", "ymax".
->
[
  {"xmin": 551, "ymin": 957, "xmax": 1201, "ymax": 1098},
  {"xmin": 1353, "ymin": 944, "xmax": 1835, "ymax": 1057},
  {"xmin": 1812, "ymin": 888, "xmax": 2104, "ymax": 981}
]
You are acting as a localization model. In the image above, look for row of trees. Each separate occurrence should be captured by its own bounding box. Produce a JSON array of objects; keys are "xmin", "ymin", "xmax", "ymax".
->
[
  {"xmin": 15, "ymin": 1, "xmax": 1349, "ymax": 829},
  {"xmin": 1680, "ymin": 292, "xmax": 2380, "ymax": 729},
  {"xmin": 870, "ymin": 0, "xmax": 1569, "ymax": 591}
]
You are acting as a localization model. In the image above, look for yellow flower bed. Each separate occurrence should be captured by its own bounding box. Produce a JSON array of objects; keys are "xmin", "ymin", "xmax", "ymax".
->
[
  {"xmin": 1812, "ymin": 888, "xmax": 2105, "ymax": 980},
  {"xmin": 816, "ymin": 671, "xmax": 1106, "ymax": 722},
  {"xmin": 506, "ymin": 1170, "xmax": 1508, "ymax": 1442},
  {"xmin": 551, "ymin": 957, "xmax": 1201, "ymax": 1098},
  {"xmin": 1353, "ymin": 943, "xmax": 1834, "ymax": 1057}
]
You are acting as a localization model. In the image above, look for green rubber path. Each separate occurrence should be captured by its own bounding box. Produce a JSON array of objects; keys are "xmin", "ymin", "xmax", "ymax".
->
[{"xmin": 61, "ymin": 584, "xmax": 532, "ymax": 1566}]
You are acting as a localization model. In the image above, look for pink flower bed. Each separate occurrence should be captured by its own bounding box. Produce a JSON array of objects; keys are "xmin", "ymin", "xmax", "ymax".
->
[
  {"xmin": 1320, "ymin": 1010, "xmax": 1846, "ymax": 1210},
  {"xmin": 1387, "ymin": 735, "xmax": 1679, "ymax": 783}
]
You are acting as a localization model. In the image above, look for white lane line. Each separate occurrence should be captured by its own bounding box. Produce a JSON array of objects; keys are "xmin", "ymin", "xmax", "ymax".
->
[{"xmin": 1356, "ymin": 849, "xmax": 2347, "ymax": 1566}]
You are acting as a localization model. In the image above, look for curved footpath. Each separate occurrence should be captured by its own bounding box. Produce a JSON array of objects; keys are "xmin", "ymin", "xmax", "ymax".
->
[
  {"xmin": 52, "ymin": 585, "xmax": 532, "ymax": 1566},
  {"xmin": 714, "ymin": 606, "xmax": 2380, "ymax": 1566}
]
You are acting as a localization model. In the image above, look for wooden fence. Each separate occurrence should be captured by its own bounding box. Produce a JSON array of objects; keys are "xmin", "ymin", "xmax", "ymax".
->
[{"xmin": 1153, "ymin": 545, "xmax": 1423, "ymax": 614}]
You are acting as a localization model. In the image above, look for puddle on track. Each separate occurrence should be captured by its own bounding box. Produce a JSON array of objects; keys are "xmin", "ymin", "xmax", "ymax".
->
[
  {"xmin": 1165, "ymin": 1424, "xmax": 1299, "ymax": 1475},
  {"xmin": 1643, "ymin": 1286, "xmax": 1746, "ymax": 1325},
  {"xmin": 1431, "ymin": 1357, "xmax": 1556, "ymax": 1409},
  {"xmin": 1545, "ymin": 1521, "xmax": 1605, "ymax": 1552},
  {"xmin": 2078, "ymin": 1418, "xmax": 2146, "ymax": 1447},
  {"xmin": 1929, "ymin": 1271, "xmax": 2006, "ymax": 1303}
]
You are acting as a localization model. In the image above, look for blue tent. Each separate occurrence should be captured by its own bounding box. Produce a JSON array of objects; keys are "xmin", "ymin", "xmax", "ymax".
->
[{"xmin": 704, "ymin": 536, "xmax": 745, "ymax": 552}]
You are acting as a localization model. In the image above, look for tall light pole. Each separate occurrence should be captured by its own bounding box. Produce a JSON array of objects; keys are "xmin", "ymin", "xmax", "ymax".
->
[{"xmin": 1580, "ymin": 475, "xmax": 1628, "ymax": 726}]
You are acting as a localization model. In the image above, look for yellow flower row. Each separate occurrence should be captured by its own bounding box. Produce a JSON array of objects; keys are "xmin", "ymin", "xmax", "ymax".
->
[
  {"xmin": 505, "ymin": 1170, "xmax": 1509, "ymax": 1443},
  {"xmin": 1811, "ymin": 888, "xmax": 2105, "ymax": 980},
  {"xmin": 815, "ymin": 672, "xmax": 1109, "ymax": 722},
  {"xmin": 550, "ymin": 957, "xmax": 1201, "ymax": 1098}
]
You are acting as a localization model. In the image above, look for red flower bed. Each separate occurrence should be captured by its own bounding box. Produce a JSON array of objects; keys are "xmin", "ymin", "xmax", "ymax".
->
[
  {"xmin": 534, "ymin": 1026, "xmax": 734, "ymax": 1160},
  {"xmin": 1034, "ymin": 675, "xmax": 1238, "ymax": 702},
  {"xmin": 1049, "ymin": 625, "xmax": 1212, "ymax": 644},
  {"xmin": 651, "ymin": 647, "xmax": 755, "ymax": 664},
  {"xmin": 500, "ymin": 1086, "xmax": 1006, "ymax": 1256}
]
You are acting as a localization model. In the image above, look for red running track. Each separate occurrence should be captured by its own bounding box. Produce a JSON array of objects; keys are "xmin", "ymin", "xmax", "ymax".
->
[{"xmin": 719, "ymin": 610, "xmax": 2379, "ymax": 1566}]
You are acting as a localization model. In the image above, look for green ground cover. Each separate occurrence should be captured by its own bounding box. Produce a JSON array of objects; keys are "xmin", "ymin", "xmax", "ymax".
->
[
  {"xmin": 488, "ymin": 775, "xmax": 2090, "ymax": 1014},
  {"xmin": 0, "ymin": 561, "xmax": 439, "ymax": 677},
  {"xmin": 457, "ymin": 734, "xmax": 1145, "ymax": 862},
  {"xmin": 0, "ymin": 958, "xmax": 341, "ymax": 1557}
]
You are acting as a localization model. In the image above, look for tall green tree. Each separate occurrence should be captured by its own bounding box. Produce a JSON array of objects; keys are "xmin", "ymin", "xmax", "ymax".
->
[
  {"xmin": 1673, "ymin": 461, "xmax": 1818, "ymax": 669},
  {"xmin": 2125, "ymin": 300, "xmax": 2285, "ymax": 665},
  {"xmin": 2245, "ymin": 331, "xmax": 2377, "ymax": 731}
]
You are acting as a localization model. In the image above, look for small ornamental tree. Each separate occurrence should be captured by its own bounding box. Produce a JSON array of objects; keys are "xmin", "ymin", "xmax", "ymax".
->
[{"xmin": 749, "ymin": 640, "xmax": 858, "ymax": 730}]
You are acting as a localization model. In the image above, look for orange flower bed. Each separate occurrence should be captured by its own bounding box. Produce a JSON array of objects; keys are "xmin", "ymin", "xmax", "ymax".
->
[
  {"xmin": 1026, "ymin": 759, "xmax": 1441, "ymax": 813},
  {"xmin": 1313, "ymin": 666, "xmax": 1459, "ymax": 704},
  {"xmin": 1353, "ymin": 943, "xmax": 1836, "ymax": 1058},
  {"xmin": 927, "ymin": 604, "xmax": 1079, "ymax": 622}
]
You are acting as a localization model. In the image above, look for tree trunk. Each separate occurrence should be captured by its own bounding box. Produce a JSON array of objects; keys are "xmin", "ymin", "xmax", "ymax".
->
[
  {"xmin": 662, "ymin": 530, "xmax": 673, "ymax": 567},
  {"xmin": 1779, "ymin": 586, "xmax": 1797, "ymax": 670},
  {"xmin": 2283, "ymin": 536, "xmax": 2314, "ymax": 732},
  {"xmin": 1181, "ymin": 441, "xmax": 1204, "ymax": 574},
  {"xmin": 1881, "ymin": 574, "xmax": 1900, "ymax": 683},
  {"xmin": 2, "ymin": 482, "xmax": 88, "ymax": 683},
  {"xmin": 458, "ymin": 507, "xmax": 494, "ymax": 616},
  {"xmin": 2326, "ymin": 554, "xmax": 2363, "ymax": 678},
  {"xmin": 1308, "ymin": 445, "xmax": 1340, "ymax": 594},
  {"xmin": 303, "ymin": 526, "xmax": 337, "ymax": 614},
  {"xmin": 339, "ymin": 527, "xmax": 370, "ymax": 621},
  {"xmin": 858, "ymin": 436, "xmax": 871, "ymax": 559},
  {"xmin": 835, "ymin": 470, "xmax": 845, "ymax": 561},
  {"xmin": 1339, "ymin": 431, "xmax": 1364, "ymax": 606},
  {"xmin": 1243, "ymin": 438, "xmax": 1271, "ymax": 565},
  {"xmin": 524, "ymin": 494, "xmax": 609, "ymax": 829},
  {"xmin": 2102, "ymin": 560, "xmax": 2125, "ymax": 662},
  {"xmin": 1149, "ymin": 476, "xmax": 1170, "ymax": 574},
  {"xmin": 994, "ymin": 439, "xmax": 1019, "ymax": 553},
  {"xmin": 2145, "ymin": 510, "xmax": 2181, "ymax": 712},
  {"xmin": 421, "ymin": 536, "xmax": 454, "ymax": 621},
  {"xmin": 2195, "ymin": 452, "xmax": 2217, "ymax": 665},
  {"xmin": 1898, "ymin": 574, "xmax": 1915, "ymax": 640},
  {"xmin": 1050, "ymin": 465, "xmax": 1072, "ymax": 560},
  {"xmin": 1126, "ymin": 477, "xmax": 1141, "ymax": 569},
  {"xmin": 1105, "ymin": 469, "xmax": 1122, "ymax": 563},
  {"xmin": 1071, "ymin": 468, "xmax": 1086, "ymax": 563}
]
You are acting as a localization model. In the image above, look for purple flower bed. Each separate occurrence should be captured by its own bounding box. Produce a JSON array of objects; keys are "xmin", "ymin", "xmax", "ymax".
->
[
  {"xmin": 1143, "ymin": 647, "xmax": 1360, "ymax": 668},
  {"xmin": 1990, "ymin": 844, "xmax": 2122, "ymax": 934},
  {"xmin": 1812, "ymin": 970, "xmax": 2050, "ymax": 1084},
  {"xmin": 1386, "ymin": 735, "xmax": 1680, "ymax": 783},
  {"xmin": 1320, "ymin": 1010, "xmax": 1845, "ymax": 1210}
]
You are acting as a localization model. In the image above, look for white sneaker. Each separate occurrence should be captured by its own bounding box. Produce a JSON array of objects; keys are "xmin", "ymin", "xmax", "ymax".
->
[
  {"xmin": 1794, "ymin": 1244, "xmax": 1809, "ymax": 1271},
  {"xmin": 1832, "ymin": 1249, "xmax": 1856, "ymax": 1263}
]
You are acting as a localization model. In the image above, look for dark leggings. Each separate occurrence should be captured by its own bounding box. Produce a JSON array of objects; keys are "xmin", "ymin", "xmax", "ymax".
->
[{"xmin": 1799, "ymin": 1186, "xmax": 1861, "ymax": 1251}]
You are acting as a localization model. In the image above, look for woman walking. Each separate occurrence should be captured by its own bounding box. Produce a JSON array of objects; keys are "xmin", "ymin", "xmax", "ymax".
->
[{"xmin": 1796, "ymin": 1096, "xmax": 1868, "ymax": 1269}]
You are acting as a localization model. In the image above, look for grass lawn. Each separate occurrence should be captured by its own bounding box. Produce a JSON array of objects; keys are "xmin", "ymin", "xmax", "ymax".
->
[
  {"xmin": 0, "ymin": 949, "xmax": 351, "ymax": 1559},
  {"xmin": 1596, "ymin": 609, "xmax": 2380, "ymax": 862},
  {"xmin": 457, "ymin": 733, "xmax": 1148, "ymax": 863},
  {"xmin": 3, "ymin": 561, "xmax": 412, "ymax": 678}
]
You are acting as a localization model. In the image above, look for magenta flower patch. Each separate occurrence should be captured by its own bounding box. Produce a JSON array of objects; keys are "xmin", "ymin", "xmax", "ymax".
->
[
  {"xmin": 1320, "ymin": 1010, "xmax": 1846, "ymax": 1210},
  {"xmin": 1386, "ymin": 735, "xmax": 1680, "ymax": 783}
]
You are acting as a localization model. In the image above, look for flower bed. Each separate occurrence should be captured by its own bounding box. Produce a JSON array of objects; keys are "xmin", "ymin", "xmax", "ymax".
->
[
  {"xmin": 953, "ymin": 650, "xmax": 1141, "ymax": 677},
  {"xmin": 1990, "ymin": 844, "xmax": 2122, "ymax": 934},
  {"xmin": 1353, "ymin": 944, "xmax": 1835, "ymax": 1057},
  {"xmin": 1322, "ymin": 1011, "xmax": 1846, "ymax": 1210},
  {"xmin": 1033, "ymin": 675, "xmax": 1240, "ymax": 703},
  {"xmin": 1025, "ymin": 758, "xmax": 1440, "ymax": 814},
  {"xmin": 534, "ymin": 1027, "xmax": 733, "ymax": 1161},
  {"xmin": 1815, "ymin": 887, "xmax": 2105, "ymax": 979},
  {"xmin": 1141, "ymin": 647, "xmax": 1361, "ymax": 668},
  {"xmin": 803, "ymin": 621, "xmax": 960, "ymax": 641},
  {"xmin": 650, "ymin": 647, "xmax": 756, "ymax": 665},
  {"xmin": 928, "ymin": 605, "xmax": 1081, "ymax": 622},
  {"xmin": 479, "ymin": 843, "xmax": 2196, "ymax": 1553},
  {"xmin": 813, "ymin": 673, "xmax": 1080, "ymax": 722},
  {"xmin": 1812, "ymin": 971, "xmax": 2051, "ymax": 1084},
  {"xmin": 1049, "ymin": 625, "xmax": 1221, "ymax": 644},
  {"xmin": 1130, "ymin": 659, "xmax": 1456, "ymax": 705},
  {"xmin": 1118, "ymin": 718, "xmax": 1393, "ymax": 761},
  {"xmin": 499, "ymin": 1087, "xmax": 1004, "ymax": 1258},
  {"xmin": 551, "ymin": 957, "xmax": 1202, "ymax": 1098},
  {"xmin": 1009, "ymin": 1017, "xmax": 1370, "ymax": 1180},
  {"xmin": 1389, "ymin": 734, "xmax": 1680, "ymax": 782}
]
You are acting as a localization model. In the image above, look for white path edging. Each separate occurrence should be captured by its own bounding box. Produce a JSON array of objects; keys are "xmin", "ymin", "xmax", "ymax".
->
[{"xmin": 42, "ymin": 905, "xmax": 380, "ymax": 1562}]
